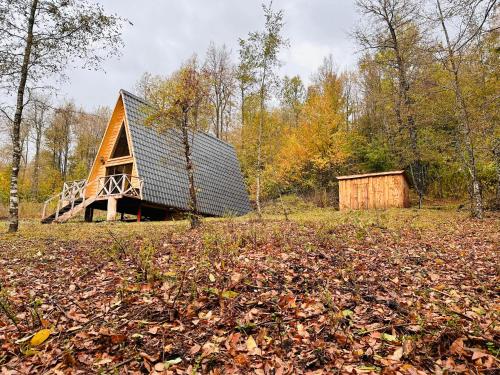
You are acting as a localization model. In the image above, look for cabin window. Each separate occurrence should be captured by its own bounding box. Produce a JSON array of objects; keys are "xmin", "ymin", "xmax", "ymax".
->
[
  {"xmin": 111, "ymin": 123, "xmax": 130, "ymax": 158},
  {"xmin": 106, "ymin": 163, "xmax": 133, "ymax": 176}
]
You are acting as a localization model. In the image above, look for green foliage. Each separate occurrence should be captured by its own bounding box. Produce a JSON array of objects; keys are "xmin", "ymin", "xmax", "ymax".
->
[{"xmin": 358, "ymin": 140, "xmax": 396, "ymax": 172}]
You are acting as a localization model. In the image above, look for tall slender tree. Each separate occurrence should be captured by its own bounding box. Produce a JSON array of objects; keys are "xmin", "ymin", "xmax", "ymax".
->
[
  {"xmin": 25, "ymin": 95, "xmax": 51, "ymax": 199},
  {"xmin": 235, "ymin": 58, "xmax": 256, "ymax": 149},
  {"xmin": 0, "ymin": 0, "xmax": 126, "ymax": 232},
  {"xmin": 280, "ymin": 75, "xmax": 306, "ymax": 128},
  {"xmin": 430, "ymin": 0, "xmax": 497, "ymax": 218},
  {"xmin": 44, "ymin": 101, "xmax": 75, "ymax": 178},
  {"xmin": 239, "ymin": 2, "xmax": 288, "ymax": 217},
  {"xmin": 55, "ymin": 102, "xmax": 75, "ymax": 180},
  {"xmin": 204, "ymin": 43, "xmax": 236, "ymax": 140}
]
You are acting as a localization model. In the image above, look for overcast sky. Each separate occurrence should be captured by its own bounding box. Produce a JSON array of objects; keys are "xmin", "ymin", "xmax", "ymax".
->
[{"xmin": 54, "ymin": 0, "xmax": 359, "ymax": 111}]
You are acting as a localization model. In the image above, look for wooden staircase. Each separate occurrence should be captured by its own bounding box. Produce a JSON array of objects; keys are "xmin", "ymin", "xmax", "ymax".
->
[
  {"xmin": 41, "ymin": 174, "xmax": 144, "ymax": 224},
  {"xmin": 41, "ymin": 196, "xmax": 98, "ymax": 224},
  {"xmin": 41, "ymin": 180, "xmax": 96, "ymax": 224},
  {"xmin": 41, "ymin": 197, "xmax": 83, "ymax": 224}
]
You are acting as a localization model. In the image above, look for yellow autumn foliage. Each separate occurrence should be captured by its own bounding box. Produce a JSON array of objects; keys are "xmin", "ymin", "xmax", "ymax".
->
[{"xmin": 274, "ymin": 71, "xmax": 352, "ymax": 191}]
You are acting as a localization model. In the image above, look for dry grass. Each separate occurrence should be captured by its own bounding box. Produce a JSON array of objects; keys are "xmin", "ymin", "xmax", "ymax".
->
[
  {"xmin": 0, "ymin": 201, "xmax": 44, "ymax": 220},
  {"xmin": 0, "ymin": 203, "xmax": 484, "ymax": 240}
]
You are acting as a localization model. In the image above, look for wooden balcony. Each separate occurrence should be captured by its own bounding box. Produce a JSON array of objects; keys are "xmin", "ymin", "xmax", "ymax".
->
[{"xmin": 96, "ymin": 174, "xmax": 143, "ymax": 200}]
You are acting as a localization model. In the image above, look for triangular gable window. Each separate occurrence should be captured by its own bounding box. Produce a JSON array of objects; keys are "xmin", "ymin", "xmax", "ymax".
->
[{"xmin": 111, "ymin": 123, "xmax": 130, "ymax": 158}]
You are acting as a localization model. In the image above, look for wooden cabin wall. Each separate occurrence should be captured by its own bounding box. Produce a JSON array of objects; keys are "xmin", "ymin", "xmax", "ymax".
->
[
  {"xmin": 85, "ymin": 97, "xmax": 138, "ymax": 197},
  {"xmin": 339, "ymin": 175, "xmax": 410, "ymax": 210}
]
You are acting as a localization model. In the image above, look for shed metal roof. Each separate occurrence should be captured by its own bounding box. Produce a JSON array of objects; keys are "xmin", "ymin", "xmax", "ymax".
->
[
  {"xmin": 120, "ymin": 89, "xmax": 251, "ymax": 217},
  {"xmin": 336, "ymin": 170, "xmax": 407, "ymax": 181}
]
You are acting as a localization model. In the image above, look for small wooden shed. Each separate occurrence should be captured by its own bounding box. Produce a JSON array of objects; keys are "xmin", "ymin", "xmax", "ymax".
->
[{"xmin": 337, "ymin": 171, "xmax": 410, "ymax": 210}]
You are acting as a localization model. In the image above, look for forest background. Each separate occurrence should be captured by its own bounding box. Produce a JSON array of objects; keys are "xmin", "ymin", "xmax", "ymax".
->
[{"xmin": 0, "ymin": 0, "xmax": 498, "ymax": 219}]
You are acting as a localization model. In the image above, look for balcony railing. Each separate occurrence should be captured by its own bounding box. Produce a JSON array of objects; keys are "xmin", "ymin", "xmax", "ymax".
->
[
  {"xmin": 42, "ymin": 179, "xmax": 87, "ymax": 221},
  {"xmin": 42, "ymin": 174, "xmax": 144, "ymax": 222},
  {"xmin": 97, "ymin": 174, "xmax": 143, "ymax": 199},
  {"xmin": 62, "ymin": 179, "xmax": 87, "ymax": 202}
]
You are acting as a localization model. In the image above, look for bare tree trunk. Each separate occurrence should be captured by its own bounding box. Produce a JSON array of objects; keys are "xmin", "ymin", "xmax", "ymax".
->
[
  {"xmin": 387, "ymin": 22, "xmax": 425, "ymax": 208},
  {"xmin": 205, "ymin": 44, "xmax": 233, "ymax": 139},
  {"xmin": 8, "ymin": 0, "xmax": 38, "ymax": 233},
  {"xmin": 452, "ymin": 69, "xmax": 483, "ymax": 218},
  {"xmin": 255, "ymin": 69, "xmax": 267, "ymax": 218},
  {"xmin": 437, "ymin": 0, "xmax": 483, "ymax": 218},
  {"xmin": 182, "ymin": 113, "xmax": 199, "ymax": 229}
]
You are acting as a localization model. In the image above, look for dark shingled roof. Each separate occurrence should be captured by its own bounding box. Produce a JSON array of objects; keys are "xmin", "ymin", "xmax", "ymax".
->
[{"xmin": 120, "ymin": 89, "xmax": 251, "ymax": 217}]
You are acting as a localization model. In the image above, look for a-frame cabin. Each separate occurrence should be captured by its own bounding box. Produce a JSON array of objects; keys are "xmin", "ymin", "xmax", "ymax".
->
[{"xmin": 42, "ymin": 90, "xmax": 251, "ymax": 223}]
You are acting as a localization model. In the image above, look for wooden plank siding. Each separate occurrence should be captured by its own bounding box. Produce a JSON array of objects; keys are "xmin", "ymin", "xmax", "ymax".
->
[
  {"xmin": 338, "ymin": 172, "xmax": 410, "ymax": 210},
  {"xmin": 85, "ymin": 96, "xmax": 139, "ymax": 198}
]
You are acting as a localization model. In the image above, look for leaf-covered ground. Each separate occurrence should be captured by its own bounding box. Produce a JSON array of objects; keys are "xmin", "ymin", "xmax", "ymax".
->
[{"xmin": 0, "ymin": 209, "xmax": 499, "ymax": 374}]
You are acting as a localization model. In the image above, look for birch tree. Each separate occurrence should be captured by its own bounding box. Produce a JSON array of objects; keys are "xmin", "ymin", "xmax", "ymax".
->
[
  {"xmin": 239, "ymin": 2, "xmax": 288, "ymax": 217},
  {"xmin": 0, "ymin": 0, "xmax": 125, "ymax": 232},
  {"xmin": 430, "ymin": 0, "xmax": 497, "ymax": 218}
]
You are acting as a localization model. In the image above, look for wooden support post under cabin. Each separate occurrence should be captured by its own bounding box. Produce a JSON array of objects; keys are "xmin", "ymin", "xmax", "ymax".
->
[
  {"xmin": 107, "ymin": 197, "xmax": 118, "ymax": 221},
  {"xmin": 84, "ymin": 207, "xmax": 94, "ymax": 222},
  {"xmin": 121, "ymin": 212, "xmax": 125, "ymax": 221},
  {"xmin": 137, "ymin": 206, "xmax": 141, "ymax": 223}
]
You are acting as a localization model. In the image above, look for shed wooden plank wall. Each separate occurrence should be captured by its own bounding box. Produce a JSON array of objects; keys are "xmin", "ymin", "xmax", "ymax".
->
[
  {"xmin": 85, "ymin": 97, "xmax": 138, "ymax": 197},
  {"xmin": 339, "ymin": 174, "xmax": 409, "ymax": 210}
]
